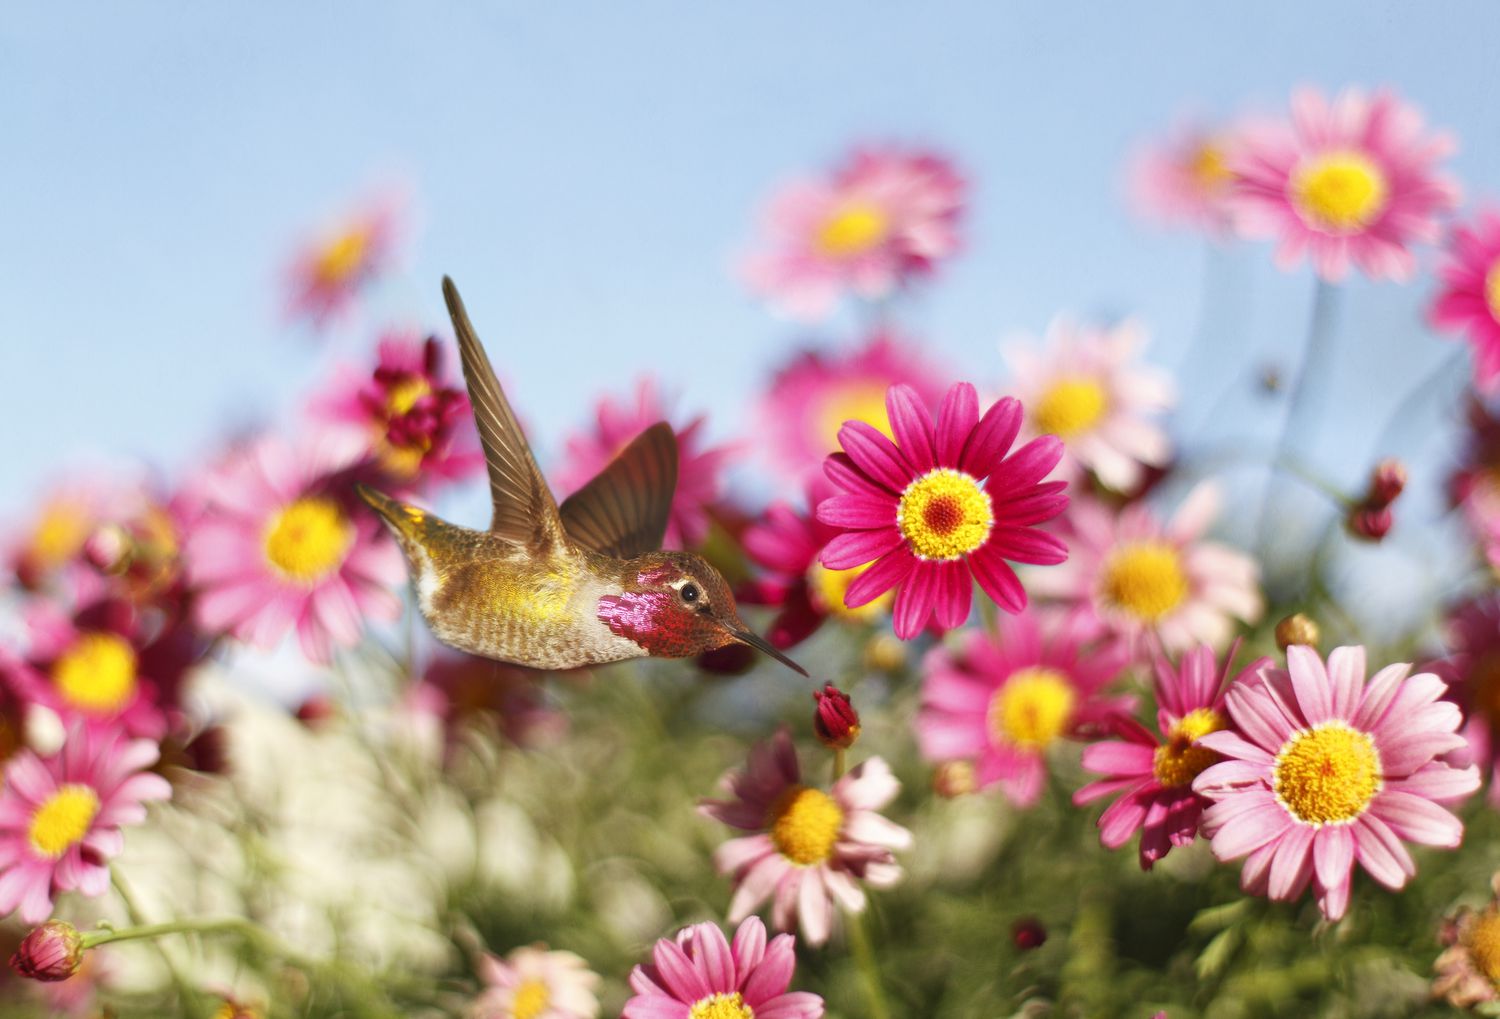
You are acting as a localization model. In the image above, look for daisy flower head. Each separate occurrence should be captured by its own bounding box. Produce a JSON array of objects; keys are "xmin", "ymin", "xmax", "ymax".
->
[
  {"xmin": 816, "ymin": 382, "xmax": 1070, "ymax": 639},
  {"xmin": 1004, "ymin": 317, "xmax": 1175, "ymax": 493},
  {"xmin": 7, "ymin": 475, "xmax": 147, "ymax": 593},
  {"xmin": 1127, "ymin": 117, "xmax": 1242, "ymax": 233},
  {"xmin": 1432, "ymin": 210, "xmax": 1500, "ymax": 395},
  {"xmin": 698, "ymin": 728, "xmax": 910, "ymax": 946},
  {"xmin": 1027, "ymin": 484, "xmax": 1262, "ymax": 656},
  {"xmin": 757, "ymin": 330, "xmax": 948, "ymax": 483},
  {"xmin": 285, "ymin": 190, "xmax": 401, "ymax": 329},
  {"xmin": 469, "ymin": 945, "xmax": 600, "ymax": 1019},
  {"xmin": 1074, "ymin": 643, "xmax": 1271, "ymax": 868},
  {"xmin": 0, "ymin": 725, "xmax": 172, "ymax": 923},
  {"xmin": 1434, "ymin": 873, "xmax": 1500, "ymax": 1009},
  {"xmin": 624, "ymin": 916, "xmax": 823, "ymax": 1019},
  {"xmin": 741, "ymin": 145, "xmax": 964, "ymax": 321},
  {"xmin": 1229, "ymin": 86, "xmax": 1459, "ymax": 282},
  {"xmin": 1193, "ymin": 646, "xmax": 1480, "ymax": 922},
  {"xmin": 1428, "ymin": 594, "xmax": 1500, "ymax": 804},
  {"xmin": 184, "ymin": 433, "xmax": 405, "ymax": 664},
  {"xmin": 916, "ymin": 609, "xmax": 1134, "ymax": 807},
  {"xmin": 555, "ymin": 379, "xmax": 737, "ymax": 551}
]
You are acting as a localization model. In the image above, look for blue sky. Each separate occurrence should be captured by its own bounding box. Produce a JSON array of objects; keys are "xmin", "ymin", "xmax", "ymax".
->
[{"xmin": 3, "ymin": 2, "xmax": 1498, "ymax": 590}]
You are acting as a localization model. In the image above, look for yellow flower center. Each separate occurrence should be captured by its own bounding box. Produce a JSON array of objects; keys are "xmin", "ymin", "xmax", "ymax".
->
[
  {"xmin": 990, "ymin": 667, "xmax": 1076, "ymax": 750},
  {"xmin": 1153, "ymin": 708, "xmax": 1228, "ymax": 787},
  {"xmin": 1101, "ymin": 542, "xmax": 1189, "ymax": 623},
  {"xmin": 768, "ymin": 785, "xmax": 844, "ymax": 866},
  {"xmin": 263, "ymin": 497, "xmax": 354, "ymax": 584},
  {"xmin": 1466, "ymin": 910, "xmax": 1500, "ymax": 984},
  {"xmin": 818, "ymin": 382, "xmax": 895, "ymax": 455},
  {"xmin": 689, "ymin": 992, "xmax": 754, "ymax": 1019},
  {"xmin": 51, "ymin": 632, "xmax": 139, "ymax": 714},
  {"xmin": 512, "ymin": 979, "xmax": 550, "ymax": 1019},
  {"xmin": 817, "ymin": 203, "xmax": 889, "ymax": 257},
  {"xmin": 386, "ymin": 377, "xmax": 431, "ymax": 417},
  {"xmin": 28, "ymin": 503, "xmax": 90, "ymax": 571},
  {"xmin": 28, "ymin": 784, "xmax": 101, "ymax": 858},
  {"xmin": 810, "ymin": 561, "xmax": 892, "ymax": 620},
  {"xmin": 1032, "ymin": 377, "xmax": 1109, "ymax": 439},
  {"xmin": 1272, "ymin": 722, "xmax": 1382, "ymax": 826},
  {"xmin": 1291, "ymin": 152, "xmax": 1389, "ymax": 232},
  {"xmin": 896, "ymin": 468, "xmax": 994, "ymax": 561},
  {"xmin": 1190, "ymin": 142, "xmax": 1234, "ymax": 193},
  {"xmin": 315, "ymin": 229, "xmax": 369, "ymax": 283},
  {"xmin": 1486, "ymin": 260, "xmax": 1500, "ymax": 324}
]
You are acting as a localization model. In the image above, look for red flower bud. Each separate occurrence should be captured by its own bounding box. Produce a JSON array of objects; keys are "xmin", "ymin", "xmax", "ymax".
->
[
  {"xmin": 10, "ymin": 920, "xmax": 83, "ymax": 982},
  {"xmin": 1347, "ymin": 505, "xmax": 1393, "ymax": 542},
  {"xmin": 812, "ymin": 684, "xmax": 860, "ymax": 749},
  {"xmin": 1011, "ymin": 916, "xmax": 1047, "ymax": 950},
  {"xmin": 1367, "ymin": 458, "xmax": 1407, "ymax": 509}
]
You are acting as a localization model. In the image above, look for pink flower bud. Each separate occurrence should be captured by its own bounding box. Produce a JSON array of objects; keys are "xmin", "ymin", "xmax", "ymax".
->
[
  {"xmin": 10, "ymin": 920, "xmax": 83, "ymax": 982},
  {"xmin": 1347, "ymin": 505, "xmax": 1393, "ymax": 542},
  {"xmin": 812, "ymin": 684, "xmax": 860, "ymax": 749},
  {"xmin": 1011, "ymin": 916, "xmax": 1047, "ymax": 950},
  {"xmin": 1367, "ymin": 458, "xmax": 1407, "ymax": 509}
]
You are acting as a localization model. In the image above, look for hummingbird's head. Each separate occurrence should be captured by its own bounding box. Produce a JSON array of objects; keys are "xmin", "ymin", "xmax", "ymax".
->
[{"xmin": 597, "ymin": 551, "xmax": 807, "ymax": 677}]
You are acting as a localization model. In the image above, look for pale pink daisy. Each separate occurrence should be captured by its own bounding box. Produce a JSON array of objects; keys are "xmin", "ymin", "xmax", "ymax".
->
[
  {"xmin": 1026, "ymin": 484, "xmax": 1262, "ymax": 656},
  {"xmin": 916, "ymin": 609, "xmax": 1134, "ymax": 807},
  {"xmin": 1433, "ymin": 873, "xmax": 1500, "ymax": 1008},
  {"xmin": 1427, "ymin": 594, "xmax": 1500, "ymax": 805},
  {"xmin": 1432, "ymin": 210, "xmax": 1500, "ymax": 394},
  {"xmin": 698, "ymin": 729, "xmax": 910, "ymax": 947},
  {"xmin": 741, "ymin": 146, "xmax": 964, "ymax": 320},
  {"xmin": 184, "ymin": 434, "xmax": 404, "ymax": 664},
  {"xmin": 285, "ymin": 192, "xmax": 400, "ymax": 329},
  {"xmin": 0, "ymin": 725, "xmax": 172, "ymax": 923},
  {"xmin": 757, "ymin": 330, "xmax": 948, "ymax": 482},
  {"xmin": 1074, "ymin": 643, "xmax": 1270, "ymax": 868},
  {"xmin": 1127, "ymin": 118, "xmax": 1242, "ymax": 233},
  {"xmin": 469, "ymin": 945, "xmax": 600, "ymax": 1019},
  {"xmin": 1193, "ymin": 646, "xmax": 1480, "ymax": 922},
  {"xmin": 555, "ymin": 380, "xmax": 737, "ymax": 550},
  {"xmin": 623, "ymin": 916, "xmax": 823, "ymax": 1019},
  {"xmin": 1003, "ymin": 317, "xmax": 1175, "ymax": 493},
  {"xmin": 816, "ymin": 382, "xmax": 1069, "ymax": 639},
  {"xmin": 1229, "ymin": 86, "xmax": 1459, "ymax": 282}
]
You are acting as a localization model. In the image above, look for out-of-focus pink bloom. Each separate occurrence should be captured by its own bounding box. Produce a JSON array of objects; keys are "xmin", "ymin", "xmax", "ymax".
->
[
  {"xmin": 285, "ymin": 193, "xmax": 400, "ymax": 329},
  {"xmin": 1027, "ymin": 484, "xmax": 1262, "ymax": 657},
  {"xmin": 623, "ymin": 916, "xmax": 823, "ymax": 1019},
  {"xmin": 1074, "ymin": 643, "xmax": 1270, "ymax": 868},
  {"xmin": 1434, "ymin": 874, "xmax": 1500, "ymax": 1008},
  {"xmin": 469, "ymin": 944, "xmax": 600, "ymax": 1019},
  {"xmin": 184, "ymin": 434, "xmax": 404, "ymax": 664},
  {"xmin": 1229, "ymin": 87, "xmax": 1459, "ymax": 282},
  {"xmin": 417, "ymin": 650, "xmax": 568, "ymax": 748},
  {"xmin": 1194, "ymin": 646, "xmax": 1479, "ymax": 922},
  {"xmin": 1432, "ymin": 210, "xmax": 1500, "ymax": 394},
  {"xmin": 313, "ymin": 333, "xmax": 484, "ymax": 491},
  {"xmin": 1127, "ymin": 118, "xmax": 1242, "ymax": 233},
  {"xmin": 916, "ymin": 609, "xmax": 1133, "ymax": 807},
  {"xmin": 742, "ymin": 147, "xmax": 964, "ymax": 321},
  {"xmin": 1429, "ymin": 594, "xmax": 1500, "ymax": 805},
  {"xmin": 0, "ymin": 725, "xmax": 172, "ymax": 923},
  {"xmin": 7, "ymin": 477, "xmax": 146, "ymax": 593},
  {"xmin": 816, "ymin": 383, "xmax": 1070, "ymax": 639},
  {"xmin": 1003, "ymin": 318, "xmax": 1175, "ymax": 493},
  {"xmin": 555, "ymin": 380, "xmax": 737, "ymax": 550},
  {"xmin": 699, "ymin": 729, "xmax": 910, "ymax": 947},
  {"xmin": 757, "ymin": 332, "xmax": 949, "ymax": 482}
]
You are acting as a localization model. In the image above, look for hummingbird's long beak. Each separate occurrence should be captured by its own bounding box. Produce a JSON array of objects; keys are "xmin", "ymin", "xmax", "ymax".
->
[{"xmin": 730, "ymin": 628, "xmax": 809, "ymax": 678}]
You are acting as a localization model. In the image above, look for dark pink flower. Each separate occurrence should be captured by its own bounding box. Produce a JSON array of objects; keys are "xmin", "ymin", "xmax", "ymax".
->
[{"xmin": 1433, "ymin": 210, "xmax": 1500, "ymax": 394}]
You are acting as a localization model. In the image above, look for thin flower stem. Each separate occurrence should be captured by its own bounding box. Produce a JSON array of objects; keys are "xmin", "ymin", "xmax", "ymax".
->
[
  {"xmin": 81, "ymin": 917, "xmax": 256, "ymax": 950},
  {"xmin": 111, "ymin": 867, "xmax": 209, "ymax": 1019},
  {"xmin": 846, "ymin": 909, "xmax": 893, "ymax": 1019},
  {"xmin": 832, "ymin": 748, "xmax": 847, "ymax": 782}
]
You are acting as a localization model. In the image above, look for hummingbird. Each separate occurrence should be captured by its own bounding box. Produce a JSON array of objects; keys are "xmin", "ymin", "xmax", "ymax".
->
[{"xmin": 356, "ymin": 277, "xmax": 807, "ymax": 677}]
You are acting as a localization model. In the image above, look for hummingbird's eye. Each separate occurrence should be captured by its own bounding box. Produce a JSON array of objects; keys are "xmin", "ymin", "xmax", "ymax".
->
[{"xmin": 680, "ymin": 583, "xmax": 700, "ymax": 604}]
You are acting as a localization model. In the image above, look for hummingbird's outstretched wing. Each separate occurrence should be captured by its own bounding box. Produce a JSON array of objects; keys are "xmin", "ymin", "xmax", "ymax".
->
[
  {"xmin": 442, "ymin": 277, "xmax": 566, "ymax": 551},
  {"xmin": 559, "ymin": 422, "xmax": 678, "ymax": 559}
]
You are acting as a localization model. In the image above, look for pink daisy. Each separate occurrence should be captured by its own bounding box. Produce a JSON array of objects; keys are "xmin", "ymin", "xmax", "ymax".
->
[
  {"xmin": 916, "ymin": 609, "xmax": 1134, "ymax": 807},
  {"xmin": 1074, "ymin": 643, "xmax": 1270, "ymax": 868},
  {"xmin": 1193, "ymin": 645, "xmax": 1480, "ymax": 922},
  {"xmin": 623, "ymin": 916, "xmax": 823, "ymax": 1019},
  {"xmin": 313, "ymin": 332, "xmax": 484, "ymax": 491},
  {"xmin": 1127, "ymin": 117, "xmax": 1242, "ymax": 233},
  {"xmin": 1229, "ymin": 86, "xmax": 1459, "ymax": 282},
  {"xmin": 285, "ymin": 192, "xmax": 400, "ymax": 329},
  {"xmin": 698, "ymin": 729, "xmax": 910, "ymax": 947},
  {"xmin": 184, "ymin": 434, "xmax": 404, "ymax": 664},
  {"xmin": 1026, "ymin": 484, "xmax": 1262, "ymax": 656},
  {"xmin": 1433, "ymin": 873, "xmax": 1500, "ymax": 1008},
  {"xmin": 469, "ymin": 945, "xmax": 600, "ymax": 1019},
  {"xmin": 756, "ymin": 331, "xmax": 949, "ymax": 482},
  {"xmin": 741, "ymin": 146, "xmax": 964, "ymax": 321},
  {"xmin": 555, "ymin": 380, "xmax": 737, "ymax": 550},
  {"xmin": 816, "ymin": 382, "xmax": 1070, "ymax": 639},
  {"xmin": 1427, "ymin": 593, "xmax": 1500, "ymax": 805},
  {"xmin": 7, "ymin": 475, "xmax": 147, "ymax": 594},
  {"xmin": 1003, "ymin": 317, "xmax": 1176, "ymax": 493},
  {"xmin": 1432, "ymin": 210, "xmax": 1500, "ymax": 394},
  {"xmin": 0, "ymin": 725, "xmax": 172, "ymax": 923}
]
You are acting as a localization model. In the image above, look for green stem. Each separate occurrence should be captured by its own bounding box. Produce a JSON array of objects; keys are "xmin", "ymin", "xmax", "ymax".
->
[
  {"xmin": 82, "ymin": 917, "xmax": 257, "ymax": 950},
  {"xmin": 832, "ymin": 748, "xmax": 847, "ymax": 782},
  {"xmin": 846, "ymin": 910, "xmax": 892, "ymax": 1019},
  {"xmin": 111, "ymin": 867, "xmax": 208, "ymax": 1019}
]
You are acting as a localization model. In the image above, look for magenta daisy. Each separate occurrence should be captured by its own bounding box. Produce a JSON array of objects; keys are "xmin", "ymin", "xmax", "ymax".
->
[
  {"xmin": 0, "ymin": 725, "xmax": 172, "ymax": 923},
  {"xmin": 757, "ymin": 331, "xmax": 949, "ymax": 482},
  {"xmin": 469, "ymin": 945, "xmax": 600, "ymax": 1019},
  {"xmin": 1074, "ymin": 643, "xmax": 1270, "ymax": 868},
  {"xmin": 555, "ymin": 380, "xmax": 737, "ymax": 550},
  {"xmin": 916, "ymin": 609, "xmax": 1134, "ymax": 807},
  {"xmin": 184, "ymin": 434, "xmax": 404, "ymax": 664},
  {"xmin": 698, "ymin": 729, "xmax": 910, "ymax": 947},
  {"xmin": 1193, "ymin": 645, "xmax": 1479, "ymax": 922},
  {"xmin": 1432, "ymin": 210, "xmax": 1500, "ymax": 394},
  {"xmin": 1428, "ymin": 594, "xmax": 1500, "ymax": 805},
  {"xmin": 816, "ymin": 382, "xmax": 1069, "ymax": 639},
  {"xmin": 1026, "ymin": 484, "xmax": 1262, "ymax": 656},
  {"xmin": 1229, "ymin": 86, "xmax": 1459, "ymax": 282},
  {"xmin": 1127, "ymin": 117, "xmax": 1242, "ymax": 233},
  {"xmin": 623, "ymin": 916, "xmax": 823, "ymax": 1019},
  {"xmin": 1003, "ymin": 317, "xmax": 1175, "ymax": 493},
  {"xmin": 741, "ymin": 146, "xmax": 964, "ymax": 321},
  {"xmin": 285, "ymin": 192, "xmax": 400, "ymax": 329}
]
